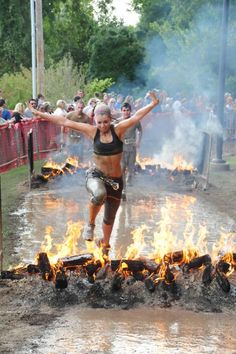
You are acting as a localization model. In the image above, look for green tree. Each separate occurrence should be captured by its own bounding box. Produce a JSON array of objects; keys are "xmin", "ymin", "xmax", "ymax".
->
[
  {"xmin": 43, "ymin": 0, "xmax": 96, "ymax": 69},
  {"xmin": 0, "ymin": 1, "xmax": 32, "ymax": 75},
  {"xmin": 87, "ymin": 23, "xmax": 144, "ymax": 82}
]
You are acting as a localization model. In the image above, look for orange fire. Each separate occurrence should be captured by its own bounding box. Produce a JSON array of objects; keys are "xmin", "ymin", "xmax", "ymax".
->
[
  {"xmin": 136, "ymin": 154, "xmax": 195, "ymax": 171},
  {"xmin": 35, "ymin": 197, "xmax": 236, "ymax": 281}
]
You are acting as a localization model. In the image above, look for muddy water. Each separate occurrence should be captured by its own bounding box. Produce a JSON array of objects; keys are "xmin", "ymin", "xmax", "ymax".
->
[
  {"xmin": 19, "ymin": 308, "xmax": 236, "ymax": 354},
  {"xmin": 7, "ymin": 175, "xmax": 236, "ymax": 354}
]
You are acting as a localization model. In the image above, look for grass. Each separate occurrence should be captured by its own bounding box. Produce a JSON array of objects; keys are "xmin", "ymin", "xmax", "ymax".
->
[
  {"xmin": 225, "ymin": 155, "xmax": 236, "ymax": 167},
  {"xmin": 0, "ymin": 160, "xmax": 44, "ymax": 235}
]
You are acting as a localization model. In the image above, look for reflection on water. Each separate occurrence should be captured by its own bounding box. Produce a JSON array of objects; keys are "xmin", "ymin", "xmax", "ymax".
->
[
  {"xmin": 9, "ymin": 183, "xmax": 236, "ymax": 267},
  {"xmin": 20, "ymin": 307, "xmax": 236, "ymax": 354}
]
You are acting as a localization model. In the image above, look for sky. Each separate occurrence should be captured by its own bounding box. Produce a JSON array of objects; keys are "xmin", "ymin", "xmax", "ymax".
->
[{"xmin": 112, "ymin": 0, "xmax": 140, "ymax": 26}]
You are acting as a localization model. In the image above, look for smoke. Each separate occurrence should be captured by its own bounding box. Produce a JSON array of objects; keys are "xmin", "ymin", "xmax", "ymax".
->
[{"xmin": 121, "ymin": 2, "xmax": 235, "ymax": 167}]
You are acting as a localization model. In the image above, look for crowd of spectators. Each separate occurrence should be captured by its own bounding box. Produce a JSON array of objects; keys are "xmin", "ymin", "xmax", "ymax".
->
[{"xmin": 1, "ymin": 88, "xmax": 236, "ymax": 139}]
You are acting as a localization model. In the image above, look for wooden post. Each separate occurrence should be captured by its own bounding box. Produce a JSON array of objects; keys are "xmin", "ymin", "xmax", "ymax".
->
[
  {"xmin": 0, "ymin": 175, "xmax": 3, "ymax": 272},
  {"xmin": 35, "ymin": 0, "xmax": 45, "ymax": 96},
  {"xmin": 28, "ymin": 129, "xmax": 34, "ymax": 190}
]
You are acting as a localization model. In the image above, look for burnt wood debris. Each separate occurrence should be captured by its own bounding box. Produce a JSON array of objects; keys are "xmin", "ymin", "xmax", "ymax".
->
[{"xmin": 1, "ymin": 251, "xmax": 235, "ymax": 296}]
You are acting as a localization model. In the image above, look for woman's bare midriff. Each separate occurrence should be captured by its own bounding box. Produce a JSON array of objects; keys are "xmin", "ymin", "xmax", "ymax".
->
[{"xmin": 93, "ymin": 153, "xmax": 123, "ymax": 178}]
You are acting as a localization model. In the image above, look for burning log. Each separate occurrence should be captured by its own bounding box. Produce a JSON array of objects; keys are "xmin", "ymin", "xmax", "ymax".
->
[
  {"xmin": 183, "ymin": 254, "xmax": 211, "ymax": 273},
  {"xmin": 164, "ymin": 251, "xmax": 184, "ymax": 264},
  {"xmin": 143, "ymin": 259, "xmax": 160, "ymax": 273},
  {"xmin": 85, "ymin": 260, "xmax": 102, "ymax": 277},
  {"xmin": 41, "ymin": 166, "xmax": 63, "ymax": 178},
  {"xmin": 37, "ymin": 252, "xmax": 53, "ymax": 280},
  {"xmin": 215, "ymin": 269, "xmax": 231, "ymax": 293},
  {"xmin": 62, "ymin": 162, "xmax": 77, "ymax": 174},
  {"xmin": 110, "ymin": 260, "xmax": 146, "ymax": 272},
  {"xmin": 55, "ymin": 269, "xmax": 68, "ymax": 289},
  {"xmin": 59, "ymin": 253, "xmax": 94, "ymax": 269}
]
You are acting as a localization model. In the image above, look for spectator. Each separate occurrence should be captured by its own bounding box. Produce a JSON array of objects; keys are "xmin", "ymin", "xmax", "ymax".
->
[
  {"xmin": 37, "ymin": 93, "xmax": 45, "ymax": 107},
  {"xmin": 54, "ymin": 100, "xmax": 67, "ymax": 116},
  {"xmin": 108, "ymin": 97, "xmax": 121, "ymax": 121},
  {"xmin": 66, "ymin": 100, "xmax": 90, "ymax": 160},
  {"xmin": 76, "ymin": 89, "xmax": 85, "ymax": 99},
  {"xmin": 120, "ymin": 102, "xmax": 142, "ymax": 200},
  {"xmin": 43, "ymin": 101, "xmax": 53, "ymax": 114},
  {"xmin": 0, "ymin": 99, "xmax": 12, "ymax": 120},
  {"xmin": 83, "ymin": 98, "xmax": 98, "ymax": 124},
  {"xmin": 10, "ymin": 103, "xmax": 26, "ymax": 124},
  {"xmin": 24, "ymin": 98, "xmax": 37, "ymax": 118},
  {"xmin": 114, "ymin": 94, "xmax": 124, "ymax": 110}
]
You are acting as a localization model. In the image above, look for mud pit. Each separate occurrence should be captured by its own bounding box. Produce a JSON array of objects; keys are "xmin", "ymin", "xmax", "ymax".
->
[{"xmin": 1, "ymin": 171, "xmax": 236, "ymax": 353}]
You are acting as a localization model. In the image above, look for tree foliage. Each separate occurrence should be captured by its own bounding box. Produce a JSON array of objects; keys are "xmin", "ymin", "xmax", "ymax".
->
[
  {"xmin": 88, "ymin": 23, "xmax": 144, "ymax": 82},
  {"xmin": 43, "ymin": 0, "xmax": 96, "ymax": 69}
]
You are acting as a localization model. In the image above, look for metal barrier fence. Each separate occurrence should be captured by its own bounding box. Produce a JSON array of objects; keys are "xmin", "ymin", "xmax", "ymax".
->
[{"xmin": 0, "ymin": 119, "xmax": 61, "ymax": 173}]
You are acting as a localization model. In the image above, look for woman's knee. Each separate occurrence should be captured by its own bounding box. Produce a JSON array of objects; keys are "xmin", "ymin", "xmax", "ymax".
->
[{"xmin": 86, "ymin": 178, "xmax": 106, "ymax": 205}]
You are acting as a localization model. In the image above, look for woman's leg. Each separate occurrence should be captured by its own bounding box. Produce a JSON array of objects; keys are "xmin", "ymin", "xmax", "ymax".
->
[
  {"xmin": 101, "ymin": 197, "xmax": 121, "ymax": 250},
  {"xmin": 84, "ymin": 177, "xmax": 106, "ymax": 241}
]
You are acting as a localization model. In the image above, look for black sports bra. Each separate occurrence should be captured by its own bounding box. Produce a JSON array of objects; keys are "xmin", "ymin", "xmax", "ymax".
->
[{"xmin": 93, "ymin": 125, "xmax": 123, "ymax": 156}]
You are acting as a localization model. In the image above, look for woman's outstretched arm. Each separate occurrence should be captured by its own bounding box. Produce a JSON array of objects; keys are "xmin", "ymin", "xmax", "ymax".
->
[
  {"xmin": 115, "ymin": 91, "xmax": 159, "ymax": 135},
  {"xmin": 29, "ymin": 105, "xmax": 96, "ymax": 138}
]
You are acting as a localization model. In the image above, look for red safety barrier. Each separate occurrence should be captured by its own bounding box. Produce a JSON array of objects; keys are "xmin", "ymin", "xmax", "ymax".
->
[
  {"xmin": 0, "ymin": 118, "xmax": 61, "ymax": 173},
  {"xmin": 0, "ymin": 123, "xmax": 18, "ymax": 171}
]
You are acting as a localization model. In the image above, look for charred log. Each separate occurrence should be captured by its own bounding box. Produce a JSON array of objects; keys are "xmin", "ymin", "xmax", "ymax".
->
[
  {"xmin": 111, "ymin": 260, "xmax": 145, "ymax": 272},
  {"xmin": 37, "ymin": 252, "xmax": 53, "ymax": 280},
  {"xmin": 217, "ymin": 261, "xmax": 231, "ymax": 274},
  {"xmin": 111, "ymin": 272, "xmax": 124, "ymax": 291},
  {"xmin": 144, "ymin": 278, "xmax": 156, "ymax": 292},
  {"xmin": 183, "ymin": 254, "xmax": 211, "ymax": 273},
  {"xmin": 27, "ymin": 264, "xmax": 40, "ymax": 274},
  {"xmin": 202, "ymin": 264, "xmax": 214, "ymax": 285},
  {"xmin": 59, "ymin": 253, "xmax": 94, "ymax": 269},
  {"xmin": 132, "ymin": 271, "xmax": 145, "ymax": 281},
  {"xmin": 143, "ymin": 259, "xmax": 160, "ymax": 273},
  {"xmin": 0, "ymin": 270, "xmax": 25, "ymax": 280},
  {"xmin": 164, "ymin": 265, "xmax": 175, "ymax": 283},
  {"xmin": 215, "ymin": 270, "xmax": 231, "ymax": 293},
  {"xmin": 87, "ymin": 274, "xmax": 95, "ymax": 284},
  {"xmin": 55, "ymin": 269, "xmax": 68, "ymax": 289},
  {"xmin": 161, "ymin": 279, "xmax": 179, "ymax": 296}
]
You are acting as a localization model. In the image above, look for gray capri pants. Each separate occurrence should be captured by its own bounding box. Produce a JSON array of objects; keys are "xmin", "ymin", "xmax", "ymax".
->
[{"xmin": 86, "ymin": 168, "xmax": 123, "ymax": 225}]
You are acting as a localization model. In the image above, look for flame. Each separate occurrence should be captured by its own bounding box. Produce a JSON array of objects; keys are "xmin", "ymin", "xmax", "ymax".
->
[
  {"xmin": 212, "ymin": 231, "xmax": 236, "ymax": 263},
  {"xmin": 65, "ymin": 156, "xmax": 79, "ymax": 167},
  {"xmin": 124, "ymin": 224, "xmax": 148, "ymax": 259},
  {"xmin": 33, "ymin": 195, "xmax": 236, "ymax": 280},
  {"xmin": 43, "ymin": 159, "xmax": 64, "ymax": 170},
  {"xmin": 39, "ymin": 220, "xmax": 83, "ymax": 264},
  {"xmin": 136, "ymin": 154, "xmax": 195, "ymax": 171}
]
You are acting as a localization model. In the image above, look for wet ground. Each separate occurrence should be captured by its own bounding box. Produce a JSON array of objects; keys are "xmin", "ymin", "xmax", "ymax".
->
[{"xmin": 1, "ymin": 172, "xmax": 236, "ymax": 353}]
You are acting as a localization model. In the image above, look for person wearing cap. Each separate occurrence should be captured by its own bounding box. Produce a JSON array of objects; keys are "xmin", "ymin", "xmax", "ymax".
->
[
  {"xmin": 29, "ymin": 91, "xmax": 159, "ymax": 256},
  {"xmin": 0, "ymin": 99, "xmax": 12, "ymax": 120}
]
